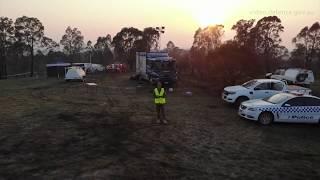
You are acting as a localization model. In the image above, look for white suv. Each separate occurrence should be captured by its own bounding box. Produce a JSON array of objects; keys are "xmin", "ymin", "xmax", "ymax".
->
[{"xmin": 222, "ymin": 79, "xmax": 311, "ymax": 106}]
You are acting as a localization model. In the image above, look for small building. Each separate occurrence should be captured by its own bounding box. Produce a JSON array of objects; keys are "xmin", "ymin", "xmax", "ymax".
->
[{"xmin": 46, "ymin": 63, "xmax": 71, "ymax": 78}]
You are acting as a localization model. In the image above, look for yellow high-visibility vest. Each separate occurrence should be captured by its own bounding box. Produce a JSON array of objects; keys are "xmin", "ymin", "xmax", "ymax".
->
[{"xmin": 154, "ymin": 88, "xmax": 166, "ymax": 104}]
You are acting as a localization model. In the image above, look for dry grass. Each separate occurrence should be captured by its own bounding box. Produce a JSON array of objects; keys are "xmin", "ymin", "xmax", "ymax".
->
[{"xmin": 0, "ymin": 74, "xmax": 319, "ymax": 180}]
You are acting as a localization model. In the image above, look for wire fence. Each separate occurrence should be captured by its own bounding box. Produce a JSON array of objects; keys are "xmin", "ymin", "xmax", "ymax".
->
[{"xmin": 4, "ymin": 72, "xmax": 39, "ymax": 79}]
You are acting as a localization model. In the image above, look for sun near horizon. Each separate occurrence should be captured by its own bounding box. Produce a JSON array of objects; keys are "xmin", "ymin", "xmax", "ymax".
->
[{"xmin": 182, "ymin": 0, "xmax": 244, "ymax": 27}]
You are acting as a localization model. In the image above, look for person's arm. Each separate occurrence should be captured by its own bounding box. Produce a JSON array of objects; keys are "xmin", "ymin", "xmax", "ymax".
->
[{"xmin": 153, "ymin": 89, "xmax": 157, "ymax": 98}]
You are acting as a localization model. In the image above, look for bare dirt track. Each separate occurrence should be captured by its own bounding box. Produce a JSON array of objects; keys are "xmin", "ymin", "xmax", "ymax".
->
[{"xmin": 0, "ymin": 74, "xmax": 319, "ymax": 180}]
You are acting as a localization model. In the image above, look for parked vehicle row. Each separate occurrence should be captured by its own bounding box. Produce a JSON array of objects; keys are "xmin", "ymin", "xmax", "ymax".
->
[
  {"xmin": 222, "ymin": 78, "xmax": 319, "ymax": 125},
  {"xmin": 222, "ymin": 79, "xmax": 312, "ymax": 106},
  {"xmin": 106, "ymin": 63, "xmax": 127, "ymax": 73}
]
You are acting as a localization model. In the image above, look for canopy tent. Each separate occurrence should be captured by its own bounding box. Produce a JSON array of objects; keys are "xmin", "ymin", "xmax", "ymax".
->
[
  {"xmin": 46, "ymin": 63, "xmax": 71, "ymax": 78},
  {"xmin": 65, "ymin": 67, "xmax": 86, "ymax": 81}
]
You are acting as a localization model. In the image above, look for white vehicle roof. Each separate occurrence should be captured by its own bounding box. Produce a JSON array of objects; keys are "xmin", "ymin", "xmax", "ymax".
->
[
  {"xmin": 46, "ymin": 63, "xmax": 71, "ymax": 67},
  {"xmin": 242, "ymin": 93, "xmax": 320, "ymax": 107},
  {"xmin": 252, "ymin": 79, "xmax": 283, "ymax": 83},
  {"xmin": 270, "ymin": 92, "xmax": 320, "ymax": 100},
  {"xmin": 286, "ymin": 68, "xmax": 312, "ymax": 72},
  {"xmin": 302, "ymin": 94, "xmax": 320, "ymax": 99}
]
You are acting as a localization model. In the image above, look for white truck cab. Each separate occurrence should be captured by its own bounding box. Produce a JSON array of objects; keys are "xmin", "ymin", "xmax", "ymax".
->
[{"xmin": 222, "ymin": 79, "xmax": 312, "ymax": 106}]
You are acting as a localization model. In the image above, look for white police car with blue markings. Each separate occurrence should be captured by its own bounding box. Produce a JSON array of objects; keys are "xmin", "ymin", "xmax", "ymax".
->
[{"xmin": 238, "ymin": 93, "xmax": 320, "ymax": 125}]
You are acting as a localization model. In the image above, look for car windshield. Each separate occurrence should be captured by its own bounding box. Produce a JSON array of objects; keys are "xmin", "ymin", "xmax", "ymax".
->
[
  {"xmin": 242, "ymin": 80, "xmax": 257, "ymax": 88},
  {"xmin": 263, "ymin": 94, "xmax": 291, "ymax": 104}
]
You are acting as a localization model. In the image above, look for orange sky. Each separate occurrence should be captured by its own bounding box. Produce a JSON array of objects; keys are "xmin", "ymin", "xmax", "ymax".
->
[{"xmin": 0, "ymin": 0, "xmax": 319, "ymax": 50}]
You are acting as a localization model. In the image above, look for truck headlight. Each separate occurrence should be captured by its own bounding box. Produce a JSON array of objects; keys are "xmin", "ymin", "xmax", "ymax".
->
[{"xmin": 248, "ymin": 107, "xmax": 257, "ymax": 111}]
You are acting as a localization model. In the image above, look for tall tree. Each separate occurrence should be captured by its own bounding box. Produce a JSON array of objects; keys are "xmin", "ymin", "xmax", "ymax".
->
[
  {"xmin": 86, "ymin": 40, "xmax": 93, "ymax": 53},
  {"xmin": 166, "ymin": 40, "xmax": 183, "ymax": 58},
  {"xmin": 131, "ymin": 27, "xmax": 160, "ymax": 56},
  {"xmin": 86, "ymin": 40, "xmax": 93, "ymax": 64},
  {"xmin": 189, "ymin": 25, "xmax": 224, "ymax": 78},
  {"xmin": 191, "ymin": 25, "xmax": 224, "ymax": 55},
  {"xmin": 206, "ymin": 40, "xmax": 260, "ymax": 84},
  {"xmin": 250, "ymin": 16, "xmax": 284, "ymax": 72},
  {"xmin": 292, "ymin": 22, "xmax": 320, "ymax": 68},
  {"xmin": 41, "ymin": 36, "xmax": 59, "ymax": 53},
  {"xmin": 166, "ymin": 40, "xmax": 177, "ymax": 56},
  {"xmin": 60, "ymin": 26, "xmax": 84, "ymax": 62},
  {"xmin": 94, "ymin": 35, "xmax": 113, "ymax": 65},
  {"xmin": 14, "ymin": 16, "xmax": 45, "ymax": 77},
  {"xmin": 112, "ymin": 27, "xmax": 161, "ymax": 69},
  {"xmin": 0, "ymin": 17, "xmax": 15, "ymax": 79},
  {"xmin": 290, "ymin": 44, "xmax": 306, "ymax": 67},
  {"xmin": 166, "ymin": 41, "xmax": 175, "ymax": 51},
  {"xmin": 112, "ymin": 27, "xmax": 143, "ymax": 68},
  {"xmin": 94, "ymin": 34, "xmax": 112, "ymax": 50},
  {"xmin": 141, "ymin": 27, "xmax": 160, "ymax": 51},
  {"xmin": 232, "ymin": 19, "xmax": 255, "ymax": 47}
]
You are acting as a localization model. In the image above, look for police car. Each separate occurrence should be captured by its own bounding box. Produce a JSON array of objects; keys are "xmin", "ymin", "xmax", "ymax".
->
[{"xmin": 238, "ymin": 93, "xmax": 320, "ymax": 125}]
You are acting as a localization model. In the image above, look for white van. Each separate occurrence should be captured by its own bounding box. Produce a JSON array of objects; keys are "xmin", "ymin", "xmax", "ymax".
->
[{"xmin": 266, "ymin": 68, "xmax": 315, "ymax": 87}]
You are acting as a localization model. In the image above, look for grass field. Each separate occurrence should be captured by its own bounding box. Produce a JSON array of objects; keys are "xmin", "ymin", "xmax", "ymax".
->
[{"xmin": 0, "ymin": 74, "xmax": 319, "ymax": 180}]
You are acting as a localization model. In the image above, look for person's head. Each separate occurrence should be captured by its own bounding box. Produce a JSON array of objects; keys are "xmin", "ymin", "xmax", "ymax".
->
[{"xmin": 157, "ymin": 81, "xmax": 162, "ymax": 88}]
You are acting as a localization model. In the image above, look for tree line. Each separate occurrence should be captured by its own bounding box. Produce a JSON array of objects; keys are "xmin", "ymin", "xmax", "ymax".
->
[
  {"xmin": 167, "ymin": 16, "xmax": 320, "ymax": 85},
  {"xmin": 0, "ymin": 15, "xmax": 319, "ymax": 83},
  {"xmin": 0, "ymin": 16, "xmax": 160, "ymax": 79}
]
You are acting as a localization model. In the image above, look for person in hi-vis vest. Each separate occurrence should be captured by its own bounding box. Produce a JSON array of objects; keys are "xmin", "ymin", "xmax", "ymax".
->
[{"xmin": 153, "ymin": 81, "xmax": 168, "ymax": 124}]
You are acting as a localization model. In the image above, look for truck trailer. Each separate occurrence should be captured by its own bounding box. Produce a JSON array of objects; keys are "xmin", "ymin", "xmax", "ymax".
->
[{"xmin": 136, "ymin": 52, "xmax": 177, "ymax": 86}]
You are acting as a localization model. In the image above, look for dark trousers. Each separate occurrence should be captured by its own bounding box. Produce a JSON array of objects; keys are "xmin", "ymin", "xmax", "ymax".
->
[{"xmin": 156, "ymin": 104, "xmax": 166, "ymax": 120}]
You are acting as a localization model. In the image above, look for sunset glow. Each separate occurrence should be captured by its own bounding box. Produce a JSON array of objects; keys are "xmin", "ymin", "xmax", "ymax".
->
[
  {"xmin": 183, "ymin": 0, "xmax": 243, "ymax": 27},
  {"xmin": 0, "ymin": 0, "xmax": 319, "ymax": 49},
  {"xmin": 0, "ymin": 0, "xmax": 320, "ymax": 178}
]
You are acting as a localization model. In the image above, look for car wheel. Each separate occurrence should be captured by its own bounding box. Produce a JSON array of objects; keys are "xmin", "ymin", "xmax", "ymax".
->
[
  {"xmin": 258, "ymin": 112, "xmax": 274, "ymax": 125},
  {"xmin": 235, "ymin": 96, "xmax": 249, "ymax": 107}
]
